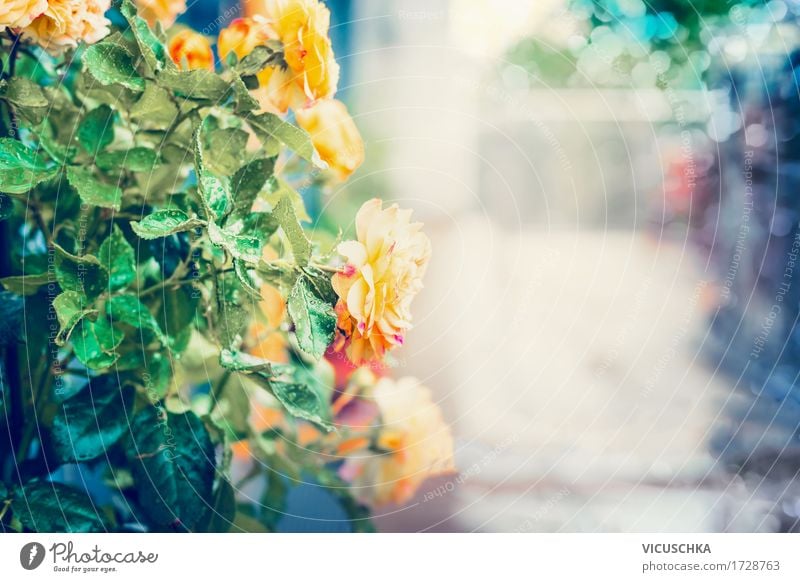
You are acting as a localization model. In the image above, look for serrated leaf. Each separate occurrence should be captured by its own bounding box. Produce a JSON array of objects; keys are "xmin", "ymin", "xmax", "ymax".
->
[
  {"xmin": 220, "ymin": 349, "xmax": 273, "ymax": 373},
  {"xmin": 194, "ymin": 126, "xmax": 231, "ymax": 221},
  {"xmin": 72, "ymin": 316, "xmax": 122, "ymax": 370},
  {"xmin": 127, "ymin": 408, "xmax": 216, "ymax": 531},
  {"xmin": 264, "ymin": 174, "xmax": 310, "ymax": 222},
  {"xmin": 131, "ymin": 82, "xmax": 178, "ymax": 129},
  {"xmin": 258, "ymin": 378, "xmax": 333, "ymax": 431},
  {"xmin": 131, "ymin": 209, "xmax": 204, "ymax": 239},
  {"xmin": 208, "ymin": 222, "xmax": 261, "ymax": 263},
  {"xmin": 120, "ymin": 0, "xmax": 171, "ymax": 74},
  {"xmin": 229, "ymin": 157, "xmax": 274, "ymax": 220},
  {"xmin": 51, "ymin": 374, "xmax": 135, "ymax": 463},
  {"xmin": 205, "ymin": 127, "xmax": 249, "ymax": 176},
  {"xmin": 0, "ymin": 138, "xmax": 59, "ymax": 195},
  {"xmin": 157, "ymin": 68, "xmax": 229, "ymax": 100},
  {"xmin": 12, "ymin": 481, "xmax": 107, "ymax": 533},
  {"xmin": 77, "ymin": 105, "xmax": 116, "ymax": 155},
  {"xmin": 98, "ymin": 225, "xmax": 136, "ymax": 290},
  {"xmin": 287, "ymin": 276, "xmax": 336, "ymax": 359},
  {"xmin": 231, "ymin": 74, "xmax": 260, "ymax": 114},
  {"xmin": 247, "ymin": 112, "xmax": 322, "ymax": 167},
  {"xmin": 53, "ymin": 290, "xmax": 95, "ymax": 345},
  {"xmin": 2, "ymin": 77, "xmax": 48, "ymax": 124},
  {"xmin": 96, "ymin": 147, "xmax": 159, "ymax": 173},
  {"xmin": 0, "ymin": 271, "xmax": 50, "ymax": 296},
  {"xmin": 53, "ymin": 244, "xmax": 109, "ymax": 300},
  {"xmin": 273, "ymin": 195, "xmax": 311, "ymax": 265},
  {"xmin": 107, "ymin": 294, "xmax": 169, "ymax": 346},
  {"xmin": 66, "ymin": 166, "xmax": 122, "ymax": 210},
  {"xmin": 83, "ymin": 41, "xmax": 145, "ymax": 91},
  {"xmin": 233, "ymin": 45, "xmax": 277, "ymax": 76}
]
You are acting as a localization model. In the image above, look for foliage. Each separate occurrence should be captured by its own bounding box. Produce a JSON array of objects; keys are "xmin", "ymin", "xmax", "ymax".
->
[{"xmin": 0, "ymin": 0, "xmax": 450, "ymax": 533}]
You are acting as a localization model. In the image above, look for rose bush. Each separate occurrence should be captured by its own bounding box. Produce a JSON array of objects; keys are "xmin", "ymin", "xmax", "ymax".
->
[{"xmin": 0, "ymin": 0, "xmax": 453, "ymax": 532}]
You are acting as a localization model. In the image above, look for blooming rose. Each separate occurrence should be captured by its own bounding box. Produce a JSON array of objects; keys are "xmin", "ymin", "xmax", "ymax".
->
[
  {"xmin": 0, "ymin": 0, "xmax": 47, "ymax": 30},
  {"xmin": 219, "ymin": 0, "xmax": 338, "ymax": 113},
  {"xmin": 331, "ymin": 199, "xmax": 431, "ymax": 365},
  {"xmin": 263, "ymin": 0, "xmax": 339, "ymax": 112},
  {"xmin": 168, "ymin": 29, "xmax": 214, "ymax": 71},
  {"xmin": 341, "ymin": 377, "xmax": 455, "ymax": 506},
  {"xmin": 135, "ymin": 0, "xmax": 186, "ymax": 29},
  {"xmin": 295, "ymin": 99, "xmax": 364, "ymax": 182},
  {"xmin": 21, "ymin": 0, "xmax": 110, "ymax": 52}
]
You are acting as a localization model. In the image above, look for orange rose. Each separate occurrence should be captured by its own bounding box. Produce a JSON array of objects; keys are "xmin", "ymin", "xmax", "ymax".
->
[
  {"xmin": 295, "ymin": 99, "xmax": 364, "ymax": 182},
  {"xmin": 168, "ymin": 29, "xmax": 214, "ymax": 71}
]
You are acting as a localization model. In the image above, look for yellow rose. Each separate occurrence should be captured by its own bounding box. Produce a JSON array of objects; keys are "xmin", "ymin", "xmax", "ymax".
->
[
  {"xmin": 261, "ymin": 0, "xmax": 339, "ymax": 112},
  {"xmin": 21, "ymin": 0, "xmax": 110, "ymax": 52},
  {"xmin": 134, "ymin": 0, "xmax": 186, "ymax": 29},
  {"xmin": 0, "ymin": 0, "xmax": 47, "ymax": 30},
  {"xmin": 343, "ymin": 377, "xmax": 455, "ymax": 506},
  {"xmin": 331, "ymin": 199, "xmax": 431, "ymax": 365},
  {"xmin": 168, "ymin": 29, "xmax": 214, "ymax": 71},
  {"xmin": 295, "ymin": 99, "xmax": 364, "ymax": 182}
]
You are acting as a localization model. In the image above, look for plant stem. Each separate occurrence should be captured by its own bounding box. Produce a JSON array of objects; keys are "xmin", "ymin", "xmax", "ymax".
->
[{"xmin": 310, "ymin": 263, "xmax": 344, "ymax": 274}]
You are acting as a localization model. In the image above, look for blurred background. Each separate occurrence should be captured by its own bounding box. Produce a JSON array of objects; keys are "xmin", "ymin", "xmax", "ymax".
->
[{"xmin": 193, "ymin": 0, "xmax": 800, "ymax": 531}]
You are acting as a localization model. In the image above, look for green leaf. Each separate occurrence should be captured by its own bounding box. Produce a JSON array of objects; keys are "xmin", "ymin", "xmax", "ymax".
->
[
  {"xmin": 264, "ymin": 174, "xmax": 311, "ymax": 221},
  {"xmin": 234, "ymin": 46, "xmax": 277, "ymax": 76},
  {"xmin": 301, "ymin": 265, "xmax": 338, "ymax": 306},
  {"xmin": 157, "ymin": 68, "xmax": 229, "ymax": 101},
  {"xmin": 0, "ymin": 138, "xmax": 59, "ymax": 195},
  {"xmin": 231, "ymin": 74, "xmax": 260, "ymax": 114},
  {"xmin": 66, "ymin": 166, "xmax": 122, "ymax": 210},
  {"xmin": 120, "ymin": 0, "xmax": 171, "ymax": 74},
  {"xmin": 96, "ymin": 147, "xmax": 159, "ymax": 173},
  {"xmin": 220, "ymin": 349, "xmax": 273, "ymax": 373},
  {"xmin": 205, "ymin": 127, "xmax": 249, "ymax": 176},
  {"xmin": 107, "ymin": 294, "xmax": 169, "ymax": 346},
  {"xmin": 0, "ymin": 271, "xmax": 50, "ymax": 296},
  {"xmin": 72, "ymin": 316, "xmax": 122, "ymax": 370},
  {"xmin": 273, "ymin": 195, "xmax": 312, "ymax": 265},
  {"xmin": 229, "ymin": 157, "xmax": 275, "ymax": 220},
  {"xmin": 2, "ymin": 77, "xmax": 48, "ymax": 124},
  {"xmin": 157, "ymin": 286, "xmax": 198, "ymax": 353},
  {"xmin": 194, "ymin": 125, "xmax": 231, "ymax": 221},
  {"xmin": 131, "ymin": 209, "xmax": 204, "ymax": 239},
  {"xmin": 83, "ymin": 40, "xmax": 145, "ymax": 91},
  {"xmin": 208, "ymin": 222, "xmax": 261, "ymax": 263},
  {"xmin": 53, "ymin": 244, "xmax": 109, "ymax": 300},
  {"xmin": 131, "ymin": 82, "xmax": 179, "ymax": 129},
  {"xmin": 127, "ymin": 408, "xmax": 216, "ymax": 531},
  {"xmin": 287, "ymin": 276, "xmax": 336, "ymax": 359},
  {"xmin": 12, "ymin": 481, "xmax": 107, "ymax": 533},
  {"xmin": 51, "ymin": 374, "xmax": 135, "ymax": 462},
  {"xmin": 247, "ymin": 112, "xmax": 322, "ymax": 166},
  {"xmin": 98, "ymin": 224, "xmax": 136, "ymax": 290},
  {"xmin": 197, "ymin": 478, "xmax": 236, "ymax": 532},
  {"xmin": 259, "ymin": 378, "xmax": 333, "ymax": 431},
  {"xmin": 53, "ymin": 290, "xmax": 95, "ymax": 345},
  {"xmin": 234, "ymin": 259, "xmax": 262, "ymax": 299},
  {"xmin": 77, "ymin": 105, "xmax": 116, "ymax": 155}
]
